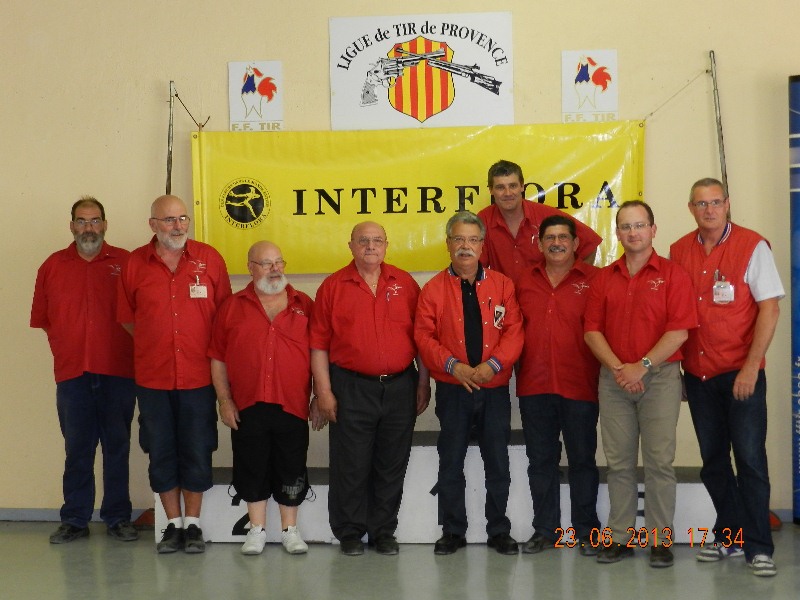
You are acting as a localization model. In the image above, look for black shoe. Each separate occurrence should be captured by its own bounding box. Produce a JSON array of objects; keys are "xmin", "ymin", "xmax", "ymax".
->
[
  {"xmin": 434, "ymin": 533, "xmax": 466, "ymax": 555},
  {"xmin": 522, "ymin": 533, "xmax": 552, "ymax": 554},
  {"xmin": 488, "ymin": 532, "xmax": 519, "ymax": 555},
  {"xmin": 156, "ymin": 523, "xmax": 184, "ymax": 554},
  {"xmin": 340, "ymin": 537, "xmax": 365, "ymax": 556},
  {"xmin": 596, "ymin": 543, "xmax": 634, "ymax": 564},
  {"xmin": 183, "ymin": 524, "xmax": 206, "ymax": 553},
  {"xmin": 650, "ymin": 545, "xmax": 674, "ymax": 568},
  {"xmin": 107, "ymin": 520, "xmax": 139, "ymax": 542},
  {"xmin": 49, "ymin": 523, "xmax": 90, "ymax": 544},
  {"xmin": 578, "ymin": 536, "xmax": 599, "ymax": 557},
  {"xmin": 374, "ymin": 535, "xmax": 399, "ymax": 555}
]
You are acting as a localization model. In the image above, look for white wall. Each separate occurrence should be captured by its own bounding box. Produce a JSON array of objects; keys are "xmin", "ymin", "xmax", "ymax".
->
[{"xmin": 1, "ymin": 0, "xmax": 796, "ymax": 513}]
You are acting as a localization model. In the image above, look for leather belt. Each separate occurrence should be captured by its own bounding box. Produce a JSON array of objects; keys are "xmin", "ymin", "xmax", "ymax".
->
[{"xmin": 337, "ymin": 364, "xmax": 412, "ymax": 383}]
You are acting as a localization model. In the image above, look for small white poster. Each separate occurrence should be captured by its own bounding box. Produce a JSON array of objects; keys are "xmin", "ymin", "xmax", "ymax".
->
[
  {"xmin": 228, "ymin": 61, "xmax": 284, "ymax": 132},
  {"xmin": 562, "ymin": 50, "xmax": 618, "ymax": 124},
  {"xmin": 330, "ymin": 13, "xmax": 513, "ymax": 130}
]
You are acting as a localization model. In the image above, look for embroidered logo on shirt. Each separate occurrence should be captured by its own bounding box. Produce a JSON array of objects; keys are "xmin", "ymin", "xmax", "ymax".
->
[
  {"xmin": 386, "ymin": 283, "xmax": 403, "ymax": 296},
  {"xmin": 108, "ymin": 264, "xmax": 122, "ymax": 276},
  {"xmin": 189, "ymin": 259, "xmax": 207, "ymax": 274},
  {"xmin": 648, "ymin": 278, "xmax": 665, "ymax": 291},
  {"xmin": 291, "ymin": 307, "xmax": 306, "ymax": 316},
  {"xmin": 572, "ymin": 281, "xmax": 589, "ymax": 295}
]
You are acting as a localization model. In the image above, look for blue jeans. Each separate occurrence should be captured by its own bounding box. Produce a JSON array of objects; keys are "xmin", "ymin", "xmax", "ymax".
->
[
  {"xmin": 685, "ymin": 370, "xmax": 773, "ymax": 559},
  {"xmin": 56, "ymin": 373, "xmax": 136, "ymax": 528},
  {"xmin": 519, "ymin": 394, "xmax": 600, "ymax": 540},
  {"xmin": 435, "ymin": 382, "xmax": 511, "ymax": 537}
]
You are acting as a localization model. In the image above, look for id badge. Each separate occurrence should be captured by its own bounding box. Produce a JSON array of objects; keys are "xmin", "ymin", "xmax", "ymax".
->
[
  {"xmin": 493, "ymin": 305, "xmax": 506, "ymax": 329},
  {"xmin": 713, "ymin": 281, "xmax": 734, "ymax": 304},
  {"xmin": 190, "ymin": 284, "xmax": 208, "ymax": 298}
]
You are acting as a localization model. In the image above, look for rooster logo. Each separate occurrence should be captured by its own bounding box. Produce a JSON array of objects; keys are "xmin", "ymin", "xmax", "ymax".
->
[
  {"xmin": 574, "ymin": 55, "xmax": 612, "ymax": 109},
  {"xmin": 241, "ymin": 65, "xmax": 278, "ymax": 119}
]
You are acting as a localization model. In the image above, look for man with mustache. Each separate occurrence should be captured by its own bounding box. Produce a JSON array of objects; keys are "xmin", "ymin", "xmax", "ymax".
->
[
  {"xmin": 209, "ymin": 241, "xmax": 320, "ymax": 556},
  {"xmin": 478, "ymin": 159, "xmax": 602, "ymax": 284},
  {"xmin": 311, "ymin": 221, "xmax": 430, "ymax": 556},
  {"xmin": 514, "ymin": 215, "xmax": 601, "ymax": 556},
  {"xmin": 31, "ymin": 196, "xmax": 137, "ymax": 544},
  {"xmin": 415, "ymin": 211, "xmax": 523, "ymax": 555},
  {"xmin": 118, "ymin": 195, "xmax": 232, "ymax": 554}
]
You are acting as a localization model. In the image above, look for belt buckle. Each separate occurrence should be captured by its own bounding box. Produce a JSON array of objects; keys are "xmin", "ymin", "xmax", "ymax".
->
[{"xmin": 378, "ymin": 374, "xmax": 390, "ymax": 383}]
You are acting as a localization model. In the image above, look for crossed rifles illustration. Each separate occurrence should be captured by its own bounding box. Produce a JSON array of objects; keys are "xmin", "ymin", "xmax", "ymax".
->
[{"xmin": 361, "ymin": 48, "xmax": 501, "ymax": 106}]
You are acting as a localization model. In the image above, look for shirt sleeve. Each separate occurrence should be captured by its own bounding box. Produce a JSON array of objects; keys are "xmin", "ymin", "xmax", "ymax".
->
[
  {"xmin": 745, "ymin": 241, "xmax": 785, "ymax": 301},
  {"xmin": 30, "ymin": 261, "xmax": 50, "ymax": 329}
]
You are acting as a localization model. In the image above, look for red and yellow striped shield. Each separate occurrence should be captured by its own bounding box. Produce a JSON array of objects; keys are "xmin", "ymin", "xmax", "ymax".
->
[{"xmin": 388, "ymin": 37, "xmax": 454, "ymax": 122}]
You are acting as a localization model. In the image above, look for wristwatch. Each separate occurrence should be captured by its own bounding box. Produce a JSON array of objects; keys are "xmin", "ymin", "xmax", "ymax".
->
[{"xmin": 641, "ymin": 357, "xmax": 652, "ymax": 369}]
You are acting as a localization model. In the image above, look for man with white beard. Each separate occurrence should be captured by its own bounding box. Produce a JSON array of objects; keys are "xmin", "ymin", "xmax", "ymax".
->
[
  {"xmin": 118, "ymin": 195, "xmax": 231, "ymax": 554},
  {"xmin": 209, "ymin": 241, "xmax": 321, "ymax": 556},
  {"xmin": 32, "ymin": 196, "xmax": 138, "ymax": 544}
]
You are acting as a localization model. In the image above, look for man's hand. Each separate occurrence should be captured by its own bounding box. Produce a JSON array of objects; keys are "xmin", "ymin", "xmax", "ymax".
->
[
  {"xmin": 613, "ymin": 363, "xmax": 646, "ymax": 394},
  {"xmin": 452, "ymin": 362, "xmax": 480, "ymax": 392},
  {"xmin": 470, "ymin": 362, "xmax": 496, "ymax": 385},
  {"xmin": 416, "ymin": 384, "xmax": 431, "ymax": 415},
  {"xmin": 218, "ymin": 400, "xmax": 240, "ymax": 430},
  {"xmin": 733, "ymin": 365, "xmax": 758, "ymax": 400},
  {"xmin": 316, "ymin": 390, "xmax": 338, "ymax": 423},
  {"xmin": 309, "ymin": 396, "xmax": 328, "ymax": 431}
]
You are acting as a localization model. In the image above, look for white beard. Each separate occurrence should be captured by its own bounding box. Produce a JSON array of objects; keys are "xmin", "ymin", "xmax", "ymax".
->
[{"xmin": 255, "ymin": 273, "xmax": 288, "ymax": 295}]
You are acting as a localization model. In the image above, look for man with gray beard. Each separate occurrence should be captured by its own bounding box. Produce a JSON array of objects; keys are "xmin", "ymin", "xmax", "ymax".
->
[
  {"xmin": 210, "ymin": 241, "xmax": 320, "ymax": 556},
  {"xmin": 31, "ymin": 196, "xmax": 138, "ymax": 544},
  {"xmin": 118, "ymin": 195, "xmax": 231, "ymax": 554}
]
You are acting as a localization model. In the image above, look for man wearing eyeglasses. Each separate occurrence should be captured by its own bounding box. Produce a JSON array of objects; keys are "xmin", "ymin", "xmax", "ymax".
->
[
  {"xmin": 310, "ymin": 221, "xmax": 430, "ymax": 556},
  {"xmin": 514, "ymin": 214, "xmax": 601, "ymax": 557},
  {"xmin": 209, "ymin": 241, "xmax": 320, "ymax": 556},
  {"xmin": 415, "ymin": 211, "xmax": 523, "ymax": 556},
  {"xmin": 670, "ymin": 179, "xmax": 783, "ymax": 577},
  {"xmin": 31, "ymin": 196, "xmax": 137, "ymax": 544},
  {"xmin": 477, "ymin": 159, "xmax": 602, "ymax": 284},
  {"xmin": 118, "ymin": 194, "xmax": 232, "ymax": 554},
  {"xmin": 584, "ymin": 200, "xmax": 697, "ymax": 568}
]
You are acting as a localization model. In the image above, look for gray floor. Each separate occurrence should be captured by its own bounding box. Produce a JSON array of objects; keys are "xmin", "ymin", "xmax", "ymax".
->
[{"xmin": 3, "ymin": 521, "xmax": 798, "ymax": 600}]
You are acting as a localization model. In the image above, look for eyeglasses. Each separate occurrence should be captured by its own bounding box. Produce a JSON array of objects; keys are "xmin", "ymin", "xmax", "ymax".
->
[
  {"xmin": 151, "ymin": 215, "xmax": 191, "ymax": 225},
  {"xmin": 73, "ymin": 218, "xmax": 104, "ymax": 227},
  {"xmin": 249, "ymin": 259, "xmax": 286, "ymax": 270},
  {"xmin": 542, "ymin": 233, "xmax": 573, "ymax": 243},
  {"xmin": 448, "ymin": 236, "xmax": 484, "ymax": 245},
  {"xmin": 354, "ymin": 237, "xmax": 386, "ymax": 247},
  {"xmin": 691, "ymin": 199, "xmax": 726, "ymax": 209},
  {"xmin": 617, "ymin": 222, "xmax": 651, "ymax": 232}
]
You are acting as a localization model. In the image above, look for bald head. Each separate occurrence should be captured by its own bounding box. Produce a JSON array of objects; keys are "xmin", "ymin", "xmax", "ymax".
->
[
  {"xmin": 248, "ymin": 240, "xmax": 288, "ymax": 295},
  {"xmin": 350, "ymin": 221, "xmax": 387, "ymax": 241},
  {"xmin": 248, "ymin": 241, "xmax": 282, "ymax": 263},
  {"xmin": 149, "ymin": 195, "xmax": 190, "ymax": 250},
  {"xmin": 151, "ymin": 195, "xmax": 188, "ymax": 218}
]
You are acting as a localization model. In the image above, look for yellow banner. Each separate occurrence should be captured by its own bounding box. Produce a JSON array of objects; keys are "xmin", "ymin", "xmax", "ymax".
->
[{"xmin": 192, "ymin": 122, "xmax": 644, "ymax": 274}]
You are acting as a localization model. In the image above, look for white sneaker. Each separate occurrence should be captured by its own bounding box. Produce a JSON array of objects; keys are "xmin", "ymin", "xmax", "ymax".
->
[
  {"xmin": 748, "ymin": 554, "xmax": 777, "ymax": 577},
  {"xmin": 696, "ymin": 545, "xmax": 744, "ymax": 562},
  {"xmin": 241, "ymin": 526, "xmax": 267, "ymax": 555},
  {"xmin": 281, "ymin": 525, "xmax": 308, "ymax": 554}
]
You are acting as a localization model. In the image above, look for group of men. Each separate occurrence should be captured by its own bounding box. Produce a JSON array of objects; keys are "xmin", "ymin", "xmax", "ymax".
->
[{"xmin": 31, "ymin": 160, "xmax": 782, "ymax": 577}]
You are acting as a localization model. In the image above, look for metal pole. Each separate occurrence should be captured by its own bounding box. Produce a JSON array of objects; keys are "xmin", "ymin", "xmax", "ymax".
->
[
  {"xmin": 166, "ymin": 81, "xmax": 175, "ymax": 195},
  {"xmin": 709, "ymin": 51, "xmax": 730, "ymax": 217}
]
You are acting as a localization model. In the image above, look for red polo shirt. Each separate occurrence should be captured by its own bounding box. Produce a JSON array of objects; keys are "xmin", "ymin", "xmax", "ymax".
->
[
  {"xmin": 584, "ymin": 250, "xmax": 698, "ymax": 364},
  {"xmin": 478, "ymin": 200, "xmax": 602, "ymax": 283},
  {"xmin": 118, "ymin": 237, "xmax": 232, "ymax": 390},
  {"xmin": 209, "ymin": 283, "xmax": 313, "ymax": 420},
  {"xmin": 31, "ymin": 242, "xmax": 134, "ymax": 383},
  {"xmin": 516, "ymin": 260, "xmax": 600, "ymax": 401},
  {"xmin": 310, "ymin": 261, "xmax": 419, "ymax": 376},
  {"xmin": 414, "ymin": 266, "xmax": 523, "ymax": 387}
]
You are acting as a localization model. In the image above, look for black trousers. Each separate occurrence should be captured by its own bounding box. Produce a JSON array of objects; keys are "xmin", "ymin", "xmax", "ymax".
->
[{"xmin": 328, "ymin": 364, "xmax": 417, "ymax": 541}]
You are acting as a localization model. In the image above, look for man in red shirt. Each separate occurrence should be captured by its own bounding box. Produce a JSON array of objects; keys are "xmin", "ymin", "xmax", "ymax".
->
[
  {"xmin": 515, "ymin": 214, "xmax": 601, "ymax": 556},
  {"xmin": 478, "ymin": 159, "xmax": 602, "ymax": 283},
  {"xmin": 118, "ymin": 195, "xmax": 232, "ymax": 554},
  {"xmin": 584, "ymin": 201, "xmax": 697, "ymax": 568},
  {"xmin": 415, "ymin": 211, "xmax": 523, "ymax": 556},
  {"xmin": 310, "ymin": 221, "xmax": 430, "ymax": 556},
  {"xmin": 210, "ymin": 241, "xmax": 320, "ymax": 556},
  {"xmin": 31, "ymin": 197, "xmax": 137, "ymax": 545},
  {"xmin": 671, "ymin": 178, "xmax": 783, "ymax": 577}
]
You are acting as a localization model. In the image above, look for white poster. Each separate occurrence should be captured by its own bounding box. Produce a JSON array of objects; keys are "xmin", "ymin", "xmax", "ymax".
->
[
  {"xmin": 562, "ymin": 50, "xmax": 618, "ymax": 124},
  {"xmin": 228, "ymin": 61, "xmax": 284, "ymax": 131},
  {"xmin": 330, "ymin": 13, "xmax": 513, "ymax": 130}
]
